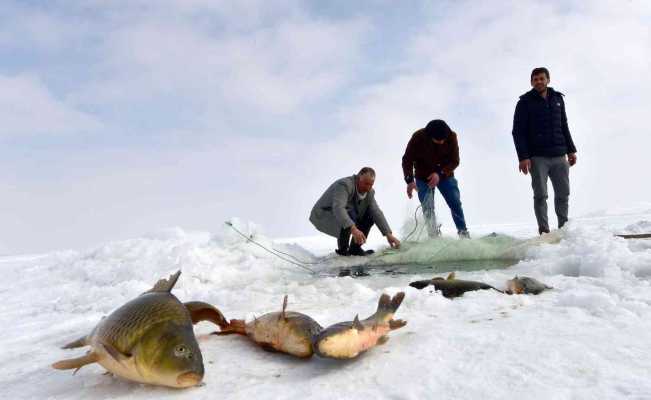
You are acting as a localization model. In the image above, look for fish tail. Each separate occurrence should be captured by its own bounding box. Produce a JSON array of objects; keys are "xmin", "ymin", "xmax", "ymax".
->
[
  {"xmin": 212, "ymin": 319, "xmax": 246, "ymax": 336},
  {"xmin": 375, "ymin": 292, "xmax": 405, "ymax": 322},
  {"xmin": 409, "ymin": 280, "xmax": 431, "ymax": 290},
  {"xmin": 61, "ymin": 336, "xmax": 88, "ymax": 349},
  {"xmin": 184, "ymin": 301, "xmax": 229, "ymax": 330},
  {"xmin": 389, "ymin": 319, "xmax": 407, "ymax": 330}
]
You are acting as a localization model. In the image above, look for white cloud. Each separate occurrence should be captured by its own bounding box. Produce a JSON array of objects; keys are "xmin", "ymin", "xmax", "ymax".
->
[
  {"xmin": 0, "ymin": 3, "xmax": 76, "ymax": 50},
  {"xmin": 71, "ymin": 10, "xmax": 369, "ymax": 115},
  {"xmin": 0, "ymin": 74, "xmax": 102, "ymax": 137}
]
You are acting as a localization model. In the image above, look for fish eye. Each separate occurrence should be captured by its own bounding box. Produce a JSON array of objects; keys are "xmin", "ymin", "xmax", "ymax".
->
[{"xmin": 174, "ymin": 345, "xmax": 187, "ymax": 356}]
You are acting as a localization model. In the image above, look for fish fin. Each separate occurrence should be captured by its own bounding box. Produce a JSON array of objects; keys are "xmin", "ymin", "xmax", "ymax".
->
[
  {"xmin": 61, "ymin": 336, "xmax": 88, "ymax": 349},
  {"xmin": 52, "ymin": 351, "xmax": 99, "ymax": 371},
  {"xmin": 213, "ymin": 319, "xmax": 247, "ymax": 336},
  {"xmin": 281, "ymin": 295, "xmax": 288, "ymax": 320},
  {"xmin": 446, "ymin": 272, "xmax": 456, "ymax": 280},
  {"xmin": 260, "ymin": 343, "xmax": 279, "ymax": 353},
  {"xmin": 353, "ymin": 315, "xmax": 364, "ymax": 330},
  {"xmin": 100, "ymin": 342, "xmax": 132, "ymax": 364},
  {"xmin": 377, "ymin": 335, "xmax": 390, "ymax": 345},
  {"xmin": 389, "ymin": 319, "xmax": 407, "ymax": 330},
  {"xmin": 145, "ymin": 270, "xmax": 181, "ymax": 294},
  {"xmin": 184, "ymin": 301, "xmax": 228, "ymax": 330}
]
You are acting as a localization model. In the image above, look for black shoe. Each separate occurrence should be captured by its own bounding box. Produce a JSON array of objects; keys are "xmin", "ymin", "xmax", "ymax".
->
[
  {"xmin": 348, "ymin": 247, "xmax": 374, "ymax": 256},
  {"xmin": 458, "ymin": 229, "xmax": 470, "ymax": 239},
  {"xmin": 335, "ymin": 248, "xmax": 350, "ymax": 256},
  {"xmin": 539, "ymin": 227, "xmax": 550, "ymax": 235}
]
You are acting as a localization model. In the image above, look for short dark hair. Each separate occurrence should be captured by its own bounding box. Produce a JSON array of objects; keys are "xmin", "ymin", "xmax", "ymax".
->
[
  {"xmin": 531, "ymin": 67, "xmax": 550, "ymax": 80},
  {"xmin": 358, "ymin": 167, "xmax": 376, "ymax": 178},
  {"xmin": 425, "ymin": 119, "xmax": 451, "ymax": 140}
]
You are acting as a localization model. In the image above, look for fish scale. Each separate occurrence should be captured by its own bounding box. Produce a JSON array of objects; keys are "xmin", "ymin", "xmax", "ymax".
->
[{"xmin": 95, "ymin": 293, "xmax": 191, "ymax": 352}]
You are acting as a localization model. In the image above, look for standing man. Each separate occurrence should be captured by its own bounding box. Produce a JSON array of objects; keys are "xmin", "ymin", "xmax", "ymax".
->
[
  {"xmin": 310, "ymin": 167, "xmax": 401, "ymax": 256},
  {"xmin": 402, "ymin": 119, "xmax": 470, "ymax": 239},
  {"xmin": 512, "ymin": 67, "xmax": 578, "ymax": 235}
]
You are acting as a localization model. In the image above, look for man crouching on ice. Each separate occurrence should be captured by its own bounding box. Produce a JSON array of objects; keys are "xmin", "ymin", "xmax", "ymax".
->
[{"xmin": 310, "ymin": 167, "xmax": 401, "ymax": 256}]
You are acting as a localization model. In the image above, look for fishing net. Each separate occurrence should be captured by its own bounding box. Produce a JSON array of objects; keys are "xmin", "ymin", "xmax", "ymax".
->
[{"xmin": 402, "ymin": 187, "xmax": 441, "ymax": 242}]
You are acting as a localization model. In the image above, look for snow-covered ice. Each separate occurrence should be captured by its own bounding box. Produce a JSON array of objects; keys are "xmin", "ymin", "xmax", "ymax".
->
[{"xmin": 1, "ymin": 211, "xmax": 651, "ymax": 399}]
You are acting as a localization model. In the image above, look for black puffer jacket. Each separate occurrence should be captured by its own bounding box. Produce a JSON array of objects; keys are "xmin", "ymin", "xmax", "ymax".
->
[{"xmin": 512, "ymin": 87, "xmax": 577, "ymax": 161}]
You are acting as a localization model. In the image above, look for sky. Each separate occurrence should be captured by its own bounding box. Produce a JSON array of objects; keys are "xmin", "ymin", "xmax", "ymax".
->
[{"xmin": 1, "ymin": 0, "xmax": 650, "ymax": 254}]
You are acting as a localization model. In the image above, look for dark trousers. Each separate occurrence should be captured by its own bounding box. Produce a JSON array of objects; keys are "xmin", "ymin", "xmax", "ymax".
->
[{"xmin": 338, "ymin": 210, "xmax": 375, "ymax": 252}]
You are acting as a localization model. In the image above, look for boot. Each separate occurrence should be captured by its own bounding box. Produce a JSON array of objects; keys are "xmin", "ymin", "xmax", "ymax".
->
[
  {"xmin": 348, "ymin": 243, "xmax": 374, "ymax": 256},
  {"xmin": 336, "ymin": 228, "xmax": 351, "ymax": 256},
  {"xmin": 458, "ymin": 229, "xmax": 470, "ymax": 239}
]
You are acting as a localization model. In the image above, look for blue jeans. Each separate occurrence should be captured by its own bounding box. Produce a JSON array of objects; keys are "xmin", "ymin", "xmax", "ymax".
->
[{"xmin": 416, "ymin": 177, "xmax": 467, "ymax": 232}]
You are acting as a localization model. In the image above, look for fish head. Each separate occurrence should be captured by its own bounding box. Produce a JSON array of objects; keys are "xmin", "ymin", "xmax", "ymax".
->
[
  {"xmin": 505, "ymin": 278, "xmax": 525, "ymax": 295},
  {"xmin": 514, "ymin": 276, "xmax": 551, "ymax": 294},
  {"xmin": 136, "ymin": 322, "xmax": 205, "ymax": 388}
]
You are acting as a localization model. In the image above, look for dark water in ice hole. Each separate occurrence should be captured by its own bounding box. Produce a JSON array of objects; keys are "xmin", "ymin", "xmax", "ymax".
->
[{"xmin": 330, "ymin": 259, "xmax": 518, "ymax": 278}]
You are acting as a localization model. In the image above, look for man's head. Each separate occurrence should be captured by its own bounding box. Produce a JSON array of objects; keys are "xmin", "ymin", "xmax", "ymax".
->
[
  {"xmin": 356, "ymin": 167, "xmax": 375, "ymax": 194},
  {"xmin": 530, "ymin": 67, "xmax": 550, "ymax": 94},
  {"xmin": 425, "ymin": 119, "xmax": 451, "ymax": 144}
]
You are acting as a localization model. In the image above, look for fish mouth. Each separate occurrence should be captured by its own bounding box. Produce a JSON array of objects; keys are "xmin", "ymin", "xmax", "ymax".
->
[{"xmin": 176, "ymin": 371, "xmax": 203, "ymax": 387}]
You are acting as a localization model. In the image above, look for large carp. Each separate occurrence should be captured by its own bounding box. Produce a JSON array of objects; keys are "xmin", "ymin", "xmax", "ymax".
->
[
  {"xmin": 505, "ymin": 276, "xmax": 552, "ymax": 295},
  {"xmin": 312, "ymin": 292, "xmax": 406, "ymax": 360},
  {"xmin": 217, "ymin": 295, "xmax": 323, "ymax": 358},
  {"xmin": 52, "ymin": 271, "xmax": 227, "ymax": 388},
  {"xmin": 409, "ymin": 272, "xmax": 502, "ymax": 298}
]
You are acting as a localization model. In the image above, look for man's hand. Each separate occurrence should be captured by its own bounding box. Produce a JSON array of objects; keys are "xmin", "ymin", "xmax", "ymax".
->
[
  {"xmin": 351, "ymin": 226, "xmax": 366, "ymax": 245},
  {"xmin": 406, "ymin": 182, "xmax": 416, "ymax": 199},
  {"xmin": 519, "ymin": 159, "xmax": 531, "ymax": 175},
  {"xmin": 567, "ymin": 153, "xmax": 577, "ymax": 166},
  {"xmin": 386, "ymin": 233, "xmax": 401, "ymax": 249},
  {"xmin": 427, "ymin": 172, "xmax": 440, "ymax": 188}
]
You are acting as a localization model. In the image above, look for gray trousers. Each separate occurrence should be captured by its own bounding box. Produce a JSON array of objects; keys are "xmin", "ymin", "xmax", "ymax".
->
[{"xmin": 530, "ymin": 156, "xmax": 570, "ymax": 231}]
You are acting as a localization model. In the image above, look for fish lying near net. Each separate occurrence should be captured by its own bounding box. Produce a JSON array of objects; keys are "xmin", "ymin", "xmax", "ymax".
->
[{"xmin": 52, "ymin": 271, "xmax": 227, "ymax": 388}]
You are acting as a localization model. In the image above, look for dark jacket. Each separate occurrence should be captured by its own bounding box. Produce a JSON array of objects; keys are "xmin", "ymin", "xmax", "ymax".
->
[
  {"xmin": 310, "ymin": 175, "xmax": 392, "ymax": 237},
  {"xmin": 512, "ymin": 87, "xmax": 577, "ymax": 161},
  {"xmin": 402, "ymin": 129, "xmax": 460, "ymax": 184}
]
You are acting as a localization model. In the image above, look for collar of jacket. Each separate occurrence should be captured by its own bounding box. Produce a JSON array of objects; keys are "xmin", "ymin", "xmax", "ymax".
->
[
  {"xmin": 351, "ymin": 174, "xmax": 373, "ymax": 199},
  {"xmin": 520, "ymin": 87, "xmax": 564, "ymax": 100}
]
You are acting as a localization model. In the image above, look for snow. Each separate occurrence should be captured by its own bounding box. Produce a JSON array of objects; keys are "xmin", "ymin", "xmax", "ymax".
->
[{"xmin": 1, "ymin": 211, "xmax": 651, "ymax": 399}]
